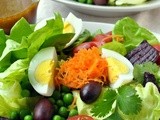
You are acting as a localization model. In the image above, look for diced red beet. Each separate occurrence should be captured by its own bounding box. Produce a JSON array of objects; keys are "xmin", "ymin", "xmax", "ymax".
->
[{"xmin": 126, "ymin": 40, "xmax": 159, "ymax": 65}]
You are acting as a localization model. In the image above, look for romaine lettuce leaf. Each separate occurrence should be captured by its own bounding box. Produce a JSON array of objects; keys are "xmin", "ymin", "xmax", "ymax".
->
[
  {"xmin": 27, "ymin": 13, "xmax": 74, "ymax": 59},
  {"xmin": 0, "ymin": 30, "xmax": 6, "ymax": 57},
  {"xmin": 9, "ymin": 18, "xmax": 34, "ymax": 43}
]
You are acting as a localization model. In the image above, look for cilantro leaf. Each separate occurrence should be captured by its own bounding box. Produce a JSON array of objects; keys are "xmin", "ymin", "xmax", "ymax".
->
[
  {"xmin": 133, "ymin": 62, "xmax": 159, "ymax": 84},
  {"xmin": 104, "ymin": 107, "xmax": 123, "ymax": 120},
  {"xmin": 117, "ymin": 85, "xmax": 142, "ymax": 115},
  {"xmin": 90, "ymin": 88, "xmax": 117, "ymax": 118}
]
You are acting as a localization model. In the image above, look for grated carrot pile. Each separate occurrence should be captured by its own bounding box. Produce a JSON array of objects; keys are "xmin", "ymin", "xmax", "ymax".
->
[{"xmin": 55, "ymin": 47, "xmax": 108, "ymax": 89}]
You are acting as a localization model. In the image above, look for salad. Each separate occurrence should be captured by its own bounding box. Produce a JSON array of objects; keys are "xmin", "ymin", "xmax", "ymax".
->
[
  {"xmin": 0, "ymin": 13, "xmax": 160, "ymax": 120},
  {"xmin": 73, "ymin": 0, "xmax": 150, "ymax": 6}
]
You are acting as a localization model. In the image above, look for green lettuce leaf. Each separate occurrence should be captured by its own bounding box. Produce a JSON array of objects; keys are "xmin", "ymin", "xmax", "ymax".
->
[
  {"xmin": 0, "ymin": 29, "xmax": 7, "ymax": 56},
  {"xmin": 0, "ymin": 13, "xmax": 76, "ymax": 118},
  {"xmin": 0, "ymin": 59, "xmax": 29, "ymax": 81},
  {"xmin": 0, "ymin": 81, "xmax": 40, "ymax": 117},
  {"xmin": 112, "ymin": 17, "xmax": 159, "ymax": 52},
  {"xmin": 0, "ymin": 39, "xmax": 28, "ymax": 72},
  {"xmin": 9, "ymin": 18, "xmax": 34, "ymax": 43},
  {"xmin": 101, "ymin": 41, "xmax": 127, "ymax": 56},
  {"xmin": 119, "ymin": 83, "xmax": 160, "ymax": 120},
  {"xmin": 0, "ymin": 59, "xmax": 41, "ymax": 117},
  {"xmin": 27, "ymin": 13, "xmax": 72, "ymax": 59}
]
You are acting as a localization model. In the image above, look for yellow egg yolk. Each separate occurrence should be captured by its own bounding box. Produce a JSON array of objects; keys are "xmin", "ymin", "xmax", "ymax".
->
[
  {"xmin": 106, "ymin": 57, "xmax": 129, "ymax": 83},
  {"xmin": 35, "ymin": 60, "xmax": 55, "ymax": 86},
  {"xmin": 63, "ymin": 22, "xmax": 75, "ymax": 33}
]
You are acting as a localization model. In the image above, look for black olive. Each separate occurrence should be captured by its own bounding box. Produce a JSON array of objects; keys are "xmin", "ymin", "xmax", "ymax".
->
[
  {"xmin": 33, "ymin": 98, "xmax": 54, "ymax": 120},
  {"xmin": 80, "ymin": 81, "xmax": 102, "ymax": 104},
  {"xmin": 144, "ymin": 72, "xmax": 160, "ymax": 93}
]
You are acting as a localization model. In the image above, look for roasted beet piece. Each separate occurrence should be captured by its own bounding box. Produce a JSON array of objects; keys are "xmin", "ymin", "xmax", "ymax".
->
[
  {"xmin": 143, "ymin": 72, "xmax": 160, "ymax": 92},
  {"xmin": 126, "ymin": 40, "xmax": 159, "ymax": 65}
]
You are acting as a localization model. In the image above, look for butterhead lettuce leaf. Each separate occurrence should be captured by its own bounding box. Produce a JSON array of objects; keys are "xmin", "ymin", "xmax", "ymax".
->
[{"xmin": 119, "ymin": 83, "xmax": 160, "ymax": 120}]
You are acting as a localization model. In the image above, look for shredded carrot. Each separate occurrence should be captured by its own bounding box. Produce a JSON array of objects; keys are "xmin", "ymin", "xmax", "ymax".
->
[{"xmin": 55, "ymin": 47, "xmax": 108, "ymax": 89}]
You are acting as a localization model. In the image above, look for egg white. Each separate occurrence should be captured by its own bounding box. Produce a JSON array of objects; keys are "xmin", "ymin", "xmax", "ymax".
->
[
  {"xmin": 28, "ymin": 47, "xmax": 57, "ymax": 96},
  {"xmin": 101, "ymin": 48, "xmax": 134, "ymax": 89},
  {"xmin": 34, "ymin": 12, "xmax": 82, "ymax": 48}
]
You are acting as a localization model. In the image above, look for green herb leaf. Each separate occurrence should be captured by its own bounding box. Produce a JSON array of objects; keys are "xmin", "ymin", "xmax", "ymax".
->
[
  {"xmin": 133, "ymin": 62, "xmax": 159, "ymax": 84},
  {"xmin": 117, "ymin": 85, "xmax": 142, "ymax": 115},
  {"xmin": 104, "ymin": 107, "xmax": 123, "ymax": 120},
  {"xmin": 90, "ymin": 88, "xmax": 117, "ymax": 118}
]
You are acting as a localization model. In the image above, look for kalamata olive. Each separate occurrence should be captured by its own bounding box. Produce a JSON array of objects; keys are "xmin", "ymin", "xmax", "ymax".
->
[
  {"xmin": 93, "ymin": 0, "xmax": 108, "ymax": 5},
  {"xmin": 80, "ymin": 81, "xmax": 102, "ymax": 104},
  {"xmin": 33, "ymin": 98, "xmax": 54, "ymax": 120}
]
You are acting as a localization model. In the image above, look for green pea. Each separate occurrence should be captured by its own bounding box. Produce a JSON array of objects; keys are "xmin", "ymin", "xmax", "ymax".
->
[
  {"xmin": 58, "ymin": 106, "xmax": 69, "ymax": 118},
  {"xmin": 56, "ymin": 99, "xmax": 64, "ymax": 107},
  {"xmin": 78, "ymin": 0, "xmax": 86, "ymax": 3},
  {"xmin": 63, "ymin": 93, "xmax": 74, "ymax": 105},
  {"xmin": 10, "ymin": 110, "xmax": 19, "ymax": 120},
  {"xmin": 24, "ymin": 115, "xmax": 33, "ymax": 120},
  {"xmin": 69, "ymin": 109, "xmax": 78, "ymax": 117},
  {"xmin": 52, "ymin": 115, "xmax": 61, "ymax": 120},
  {"xmin": 21, "ymin": 89, "xmax": 30, "ymax": 97},
  {"xmin": 61, "ymin": 85, "xmax": 70, "ymax": 93}
]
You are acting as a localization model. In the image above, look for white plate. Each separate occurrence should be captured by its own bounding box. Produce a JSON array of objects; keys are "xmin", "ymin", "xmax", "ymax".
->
[
  {"xmin": 83, "ymin": 21, "xmax": 114, "ymax": 32},
  {"xmin": 54, "ymin": 0, "xmax": 160, "ymax": 17}
]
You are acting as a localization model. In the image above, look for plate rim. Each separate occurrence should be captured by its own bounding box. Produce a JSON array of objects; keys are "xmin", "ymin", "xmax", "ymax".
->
[{"xmin": 54, "ymin": 0, "xmax": 160, "ymax": 12}]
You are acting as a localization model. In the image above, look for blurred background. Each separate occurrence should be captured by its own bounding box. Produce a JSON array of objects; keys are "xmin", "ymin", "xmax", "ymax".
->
[{"xmin": 37, "ymin": 0, "xmax": 160, "ymax": 34}]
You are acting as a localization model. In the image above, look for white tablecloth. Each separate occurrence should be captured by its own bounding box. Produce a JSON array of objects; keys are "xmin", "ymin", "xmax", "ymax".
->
[{"xmin": 37, "ymin": 0, "xmax": 160, "ymax": 34}]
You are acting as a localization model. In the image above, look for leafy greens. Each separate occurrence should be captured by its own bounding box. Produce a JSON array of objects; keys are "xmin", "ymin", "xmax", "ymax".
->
[{"xmin": 0, "ymin": 13, "xmax": 74, "ymax": 117}]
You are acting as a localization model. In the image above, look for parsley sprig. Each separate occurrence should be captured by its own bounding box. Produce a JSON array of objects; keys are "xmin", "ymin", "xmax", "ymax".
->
[{"xmin": 90, "ymin": 85, "xmax": 142, "ymax": 119}]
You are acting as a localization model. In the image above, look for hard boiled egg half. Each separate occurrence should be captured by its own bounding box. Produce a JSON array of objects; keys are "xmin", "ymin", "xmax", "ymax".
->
[
  {"xmin": 101, "ymin": 48, "xmax": 134, "ymax": 89},
  {"xmin": 34, "ymin": 12, "xmax": 82, "ymax": 48},
  {"xmin": 28, "ymin": 47, "xmax": 57, "ymax": 96}
]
